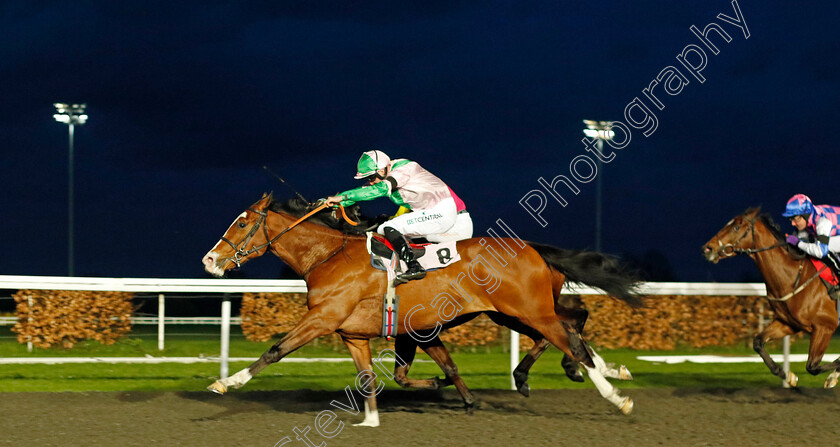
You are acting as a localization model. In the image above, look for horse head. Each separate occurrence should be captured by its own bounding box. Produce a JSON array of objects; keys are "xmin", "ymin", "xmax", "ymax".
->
[
  {"xmin": 202, "ymin": 192, "xmax": 276, "ymax": 277},
  {"xmin": 702, "ymin": 207, "xmax": 763, "ymax": 263}
]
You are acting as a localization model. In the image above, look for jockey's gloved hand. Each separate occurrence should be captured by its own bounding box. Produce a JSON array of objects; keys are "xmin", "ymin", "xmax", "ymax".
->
[{"xmin": 786, "ymin": 234, "xmax": 800, "ymax": 246}]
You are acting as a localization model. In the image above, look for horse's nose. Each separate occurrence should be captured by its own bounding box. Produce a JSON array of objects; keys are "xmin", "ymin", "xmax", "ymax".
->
[
  {"xmin": 702, "ymin": 245, "xmax": 717, "ymax": 262},
  {"xmin": 202, "ymin": 254, "xmax": 216, "ymax": 270}
]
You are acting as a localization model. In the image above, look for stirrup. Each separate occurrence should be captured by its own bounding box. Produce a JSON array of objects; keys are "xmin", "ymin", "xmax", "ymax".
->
[{"xmin": 395, "ymin": 262, "xmax": 426, "ymax": 285}]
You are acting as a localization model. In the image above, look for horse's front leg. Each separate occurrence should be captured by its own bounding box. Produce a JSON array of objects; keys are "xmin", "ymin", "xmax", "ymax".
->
[
  {"xmin": 207, "ymin": 304, "xmax": 343, "ymax": 394},
  {"xmin": 341, "ymin": 337, "xmax": 380, "ymax": 427},
  {"xmin": 754, "ymin": 319, "xmax": 798, "ymax": 387}
]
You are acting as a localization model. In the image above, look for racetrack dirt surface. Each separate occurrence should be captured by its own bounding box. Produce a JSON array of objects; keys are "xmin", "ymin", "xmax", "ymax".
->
[{"xmin": 2, "ymin": 387, "xmax": 839, "ymax": 447}]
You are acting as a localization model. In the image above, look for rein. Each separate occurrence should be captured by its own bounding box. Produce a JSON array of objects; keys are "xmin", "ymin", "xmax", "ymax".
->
[
  {"xmin": 221, "ymin": 203, "xmax": 356, "ymax": 268},
  {"xmin": 766, "ymin": 264, "xmax": 828, "ymax": 302},
  {"xmin": 716, "ymin": 214, "xmax": 825, "ymax": 302}
]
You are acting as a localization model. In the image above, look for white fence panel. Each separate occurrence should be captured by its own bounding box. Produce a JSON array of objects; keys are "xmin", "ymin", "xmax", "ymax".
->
[{"xmin": 1, "ymin": 275, "xmax": 790, "ymax": 384}]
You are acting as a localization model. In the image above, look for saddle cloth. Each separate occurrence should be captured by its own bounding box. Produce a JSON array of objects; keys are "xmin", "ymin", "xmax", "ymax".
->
[
  {"xmin": 365, "ymin": 232, "xmax": 461, "ymax": 339},
  {"xmin": 365, "ymin": 232, "xmax": 461, "ymax": 272},
  {"xmin": 810, "ymin": 258, "xmax": 839, "ymax": 286}
]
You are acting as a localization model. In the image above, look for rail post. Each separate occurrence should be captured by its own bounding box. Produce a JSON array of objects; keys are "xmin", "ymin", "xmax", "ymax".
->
[
  {"xmin": 509, "ymin": 330, "xmax": 519, "ymax": 390},
  {"xmin": 782, "ymin": 335, "xmax": 791, "ymax": 388},
  {"xmin": 220, "ymin": 294, "xmax": 231, "ymax": 379},
  {"xmin": 157, "ymin": 293, "xmax": 165, "ymax": 351}
]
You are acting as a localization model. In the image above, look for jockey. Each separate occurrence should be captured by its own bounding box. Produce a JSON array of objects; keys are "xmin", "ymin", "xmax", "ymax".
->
[
  {"xmin": 325, "ymin": 150, "xmax": 473, "ymax": 284},
  {"xmin": 782, "ymin": 193, "xmax": 840, "ymax": 299}
]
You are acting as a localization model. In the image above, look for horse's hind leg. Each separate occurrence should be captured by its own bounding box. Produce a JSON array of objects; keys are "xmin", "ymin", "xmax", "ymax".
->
[
  {"xmin": 342, "ymin": 337, "xmax": 380, "ymax": 427},
  {"xmin": 585, "ymin": 342, "xmax": 633, "ymax": 381},
  {"xmin": 527, "ymin": 317, "xmax": 633, "ymax": 414},
  {"xmin": 803, "ymin": 323, "xmax": 840, "ymax": 388},
  {"xmin": 754, "ymin": 319, "xmax": 798, "ymax": 387}
]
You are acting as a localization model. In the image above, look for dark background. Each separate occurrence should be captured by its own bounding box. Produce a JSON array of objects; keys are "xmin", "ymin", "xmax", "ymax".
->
[{"xmin": 1, "ymin": 1, "xmax": 837, "ymax": 282}]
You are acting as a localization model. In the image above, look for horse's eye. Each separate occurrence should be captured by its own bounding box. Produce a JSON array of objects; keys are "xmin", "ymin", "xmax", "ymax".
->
[
  {"xmin": 733, "ymin": 224, "xmax": 740, "ymax": 231},
  {"xmin": 238, "ymin": 222, "xmax": 247, "ymax": 229}
]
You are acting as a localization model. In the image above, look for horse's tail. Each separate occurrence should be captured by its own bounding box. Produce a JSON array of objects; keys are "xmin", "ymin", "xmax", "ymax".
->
[{"xmin": 528, "ymin": 242, "xmax": 644, "ymax": 308}]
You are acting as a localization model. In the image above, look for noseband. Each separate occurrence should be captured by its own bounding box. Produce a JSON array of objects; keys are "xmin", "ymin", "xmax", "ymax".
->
[
  {"xmin": 220, "ymin": 203, "xmax": 357, "ymax": 268},
  {"xmin": 221, "ymin": 208, "xmax": 273, "ymax": 268}
]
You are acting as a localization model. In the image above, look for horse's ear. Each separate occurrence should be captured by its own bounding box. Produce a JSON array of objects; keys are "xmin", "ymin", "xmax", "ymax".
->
[
  {"xmin": 256, "ymin": 191, "xmax": 273, "ymax": 209},
  {"xmin": 744, "ymin": 206, "xmax": 760, "ymax": 216}
]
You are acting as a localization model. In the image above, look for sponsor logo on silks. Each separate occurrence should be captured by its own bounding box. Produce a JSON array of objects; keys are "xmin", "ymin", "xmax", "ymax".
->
[{"xmin": 406, "ymin": 213, "xmax": 443, "ymax": 226}]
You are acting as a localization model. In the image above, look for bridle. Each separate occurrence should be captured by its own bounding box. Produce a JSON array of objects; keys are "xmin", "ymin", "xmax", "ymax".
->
[
  {"xmin": 221, "ymin": 202, "xmax": 357, "ymax": 268},
  {"xmin": 716, "ymin": 215, "xmax": 784, "ymax": 258},
  {"xmin": 715, "ymin": 214, "xmax": 826, "ymax": 301}
]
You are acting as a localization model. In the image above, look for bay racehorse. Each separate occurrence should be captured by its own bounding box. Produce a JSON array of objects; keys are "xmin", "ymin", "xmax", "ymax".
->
[
  {"xmin": 202, "ymin": 193, "xmax": 643, "ymax": 425},
  {"xmin": 702, "ymin": 207, "xmax": 840, "ymax": 388}
]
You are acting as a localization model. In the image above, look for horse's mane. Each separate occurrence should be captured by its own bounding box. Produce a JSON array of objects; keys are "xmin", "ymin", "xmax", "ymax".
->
[
  {"xmin": 752, "ymin": 208, "xmax": 807, "ymax": 259},
  {"xmin": 267, "ymin": 197, "xmax": 382, "ymax": 236}
]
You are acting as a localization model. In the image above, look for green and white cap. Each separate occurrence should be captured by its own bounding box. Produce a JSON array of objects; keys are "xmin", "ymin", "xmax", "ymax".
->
[{"xmin": 354, "ymin": 150, "xmax": 391, "ymax": 179}]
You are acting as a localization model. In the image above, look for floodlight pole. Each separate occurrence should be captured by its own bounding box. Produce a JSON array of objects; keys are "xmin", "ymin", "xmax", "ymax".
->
[
  {"xmin": 67, "ymin": 121, "xmax": 75, "ymax": 276},
  {"xmin": 582, "ymin": 120, "xmax": 614, "ymax": 252},
  {"xmin": 595, "ymin": 139, "xmax": 603, "ymax": 252},
  {"xmin": 54, "ymin": 103, "xmax": 87, "ymax": 276}
]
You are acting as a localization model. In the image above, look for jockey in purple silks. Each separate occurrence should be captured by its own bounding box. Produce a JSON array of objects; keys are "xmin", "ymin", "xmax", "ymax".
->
[
  {"xmin": 782, "ymin": 193, "xmax": 840, "ymax": 299},
  {"xmin": 325, "ymin": 150, "xmax": 473, "ymax": 284}
]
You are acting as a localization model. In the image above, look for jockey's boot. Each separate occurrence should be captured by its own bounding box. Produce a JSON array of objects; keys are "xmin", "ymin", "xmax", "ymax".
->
[
  {"xmin": 821, "ymin": 253, "xmax": 840, "ymax": 300},
  {"xmin": 384, "ymin": 227, "xmax": 426, "ymax": 284}
]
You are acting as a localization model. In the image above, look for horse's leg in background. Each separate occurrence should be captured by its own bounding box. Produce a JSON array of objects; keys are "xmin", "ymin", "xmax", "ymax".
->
[
  {"xmin": 207, "ymin": 304, "xmax": 345, "ymax": 394},
  {"xmin": 393, "ymin": 335, "xmax": 443, "ymax": 389},
  {"xmin": 485, "ymin": 313, "xmax": 584, "ymax": 395},
  {"xmin": 392, "ymin": 335, "xmax": 476, "ymax": 409},
  {"xmin": 416, "ymin": 336, "xmax": 475, "ymax": 410},
  {"xmin": 754, "ymin": 319, "xmax": 798, "ymax": 387},
  {"xmin": 342, "ymin": 337, "xmax": 381, "ymax": 427},
  {"xmin": 513, "ymin": 338, "xmax": 550, "ymax": 397}
]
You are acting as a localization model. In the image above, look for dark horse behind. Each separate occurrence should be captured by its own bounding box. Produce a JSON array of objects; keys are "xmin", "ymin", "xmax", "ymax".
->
[
  {"xmin": 702, "ymin": 207, "xmax": 840, "ymax": 388},
  {"xmin": 202, "ymin": 193, "xmax": 644, "ymax": 425}
]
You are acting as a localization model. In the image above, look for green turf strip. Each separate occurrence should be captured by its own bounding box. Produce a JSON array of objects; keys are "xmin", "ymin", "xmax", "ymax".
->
[{"xmin": 1, "ymin": 326, "xmax": 835, "ymax": 392}]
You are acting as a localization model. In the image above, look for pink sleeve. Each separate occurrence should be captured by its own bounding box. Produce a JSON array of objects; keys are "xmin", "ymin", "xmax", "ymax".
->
[{"xmin": 448, "ymin": 187, "xmax": 466, "ymax": 211}]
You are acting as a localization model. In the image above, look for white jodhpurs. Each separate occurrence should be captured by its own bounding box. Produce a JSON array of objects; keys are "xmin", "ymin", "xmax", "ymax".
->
[{"xmin": 378, "ymin": 197, "xmax": 473, "ymax": 242}]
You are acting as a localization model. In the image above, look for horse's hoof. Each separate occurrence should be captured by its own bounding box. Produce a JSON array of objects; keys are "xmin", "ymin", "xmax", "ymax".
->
[
  {"xmin": 352, "ymin": 420, "xmax": 380, "ymax": 428},
  {"xmin": 824, "ymin": 372, "xmax": 839, "ymax": 389},
  {"xmin": 786, "ymin": 372, "xmax": 799, "ymax": 388},
  {"xmin": 619, "ymin": 397, "xmax": 634, "ymax": 415},
  {"xmin": 207, "ymin": 381, "xmax": 228, "ymax": 395},
  {"xmin": 516, "ymin": 382, "xmax": 530, "ymax": 397},
  {"xmin": 619, "ymin": 365, "xmax": 633, "ymax": 381}
]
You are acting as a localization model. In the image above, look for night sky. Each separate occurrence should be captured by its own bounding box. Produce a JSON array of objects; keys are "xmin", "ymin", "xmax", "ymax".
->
[{"xmin": 2, "ymin": 1, "xmax": 838, "ymax": 282}]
